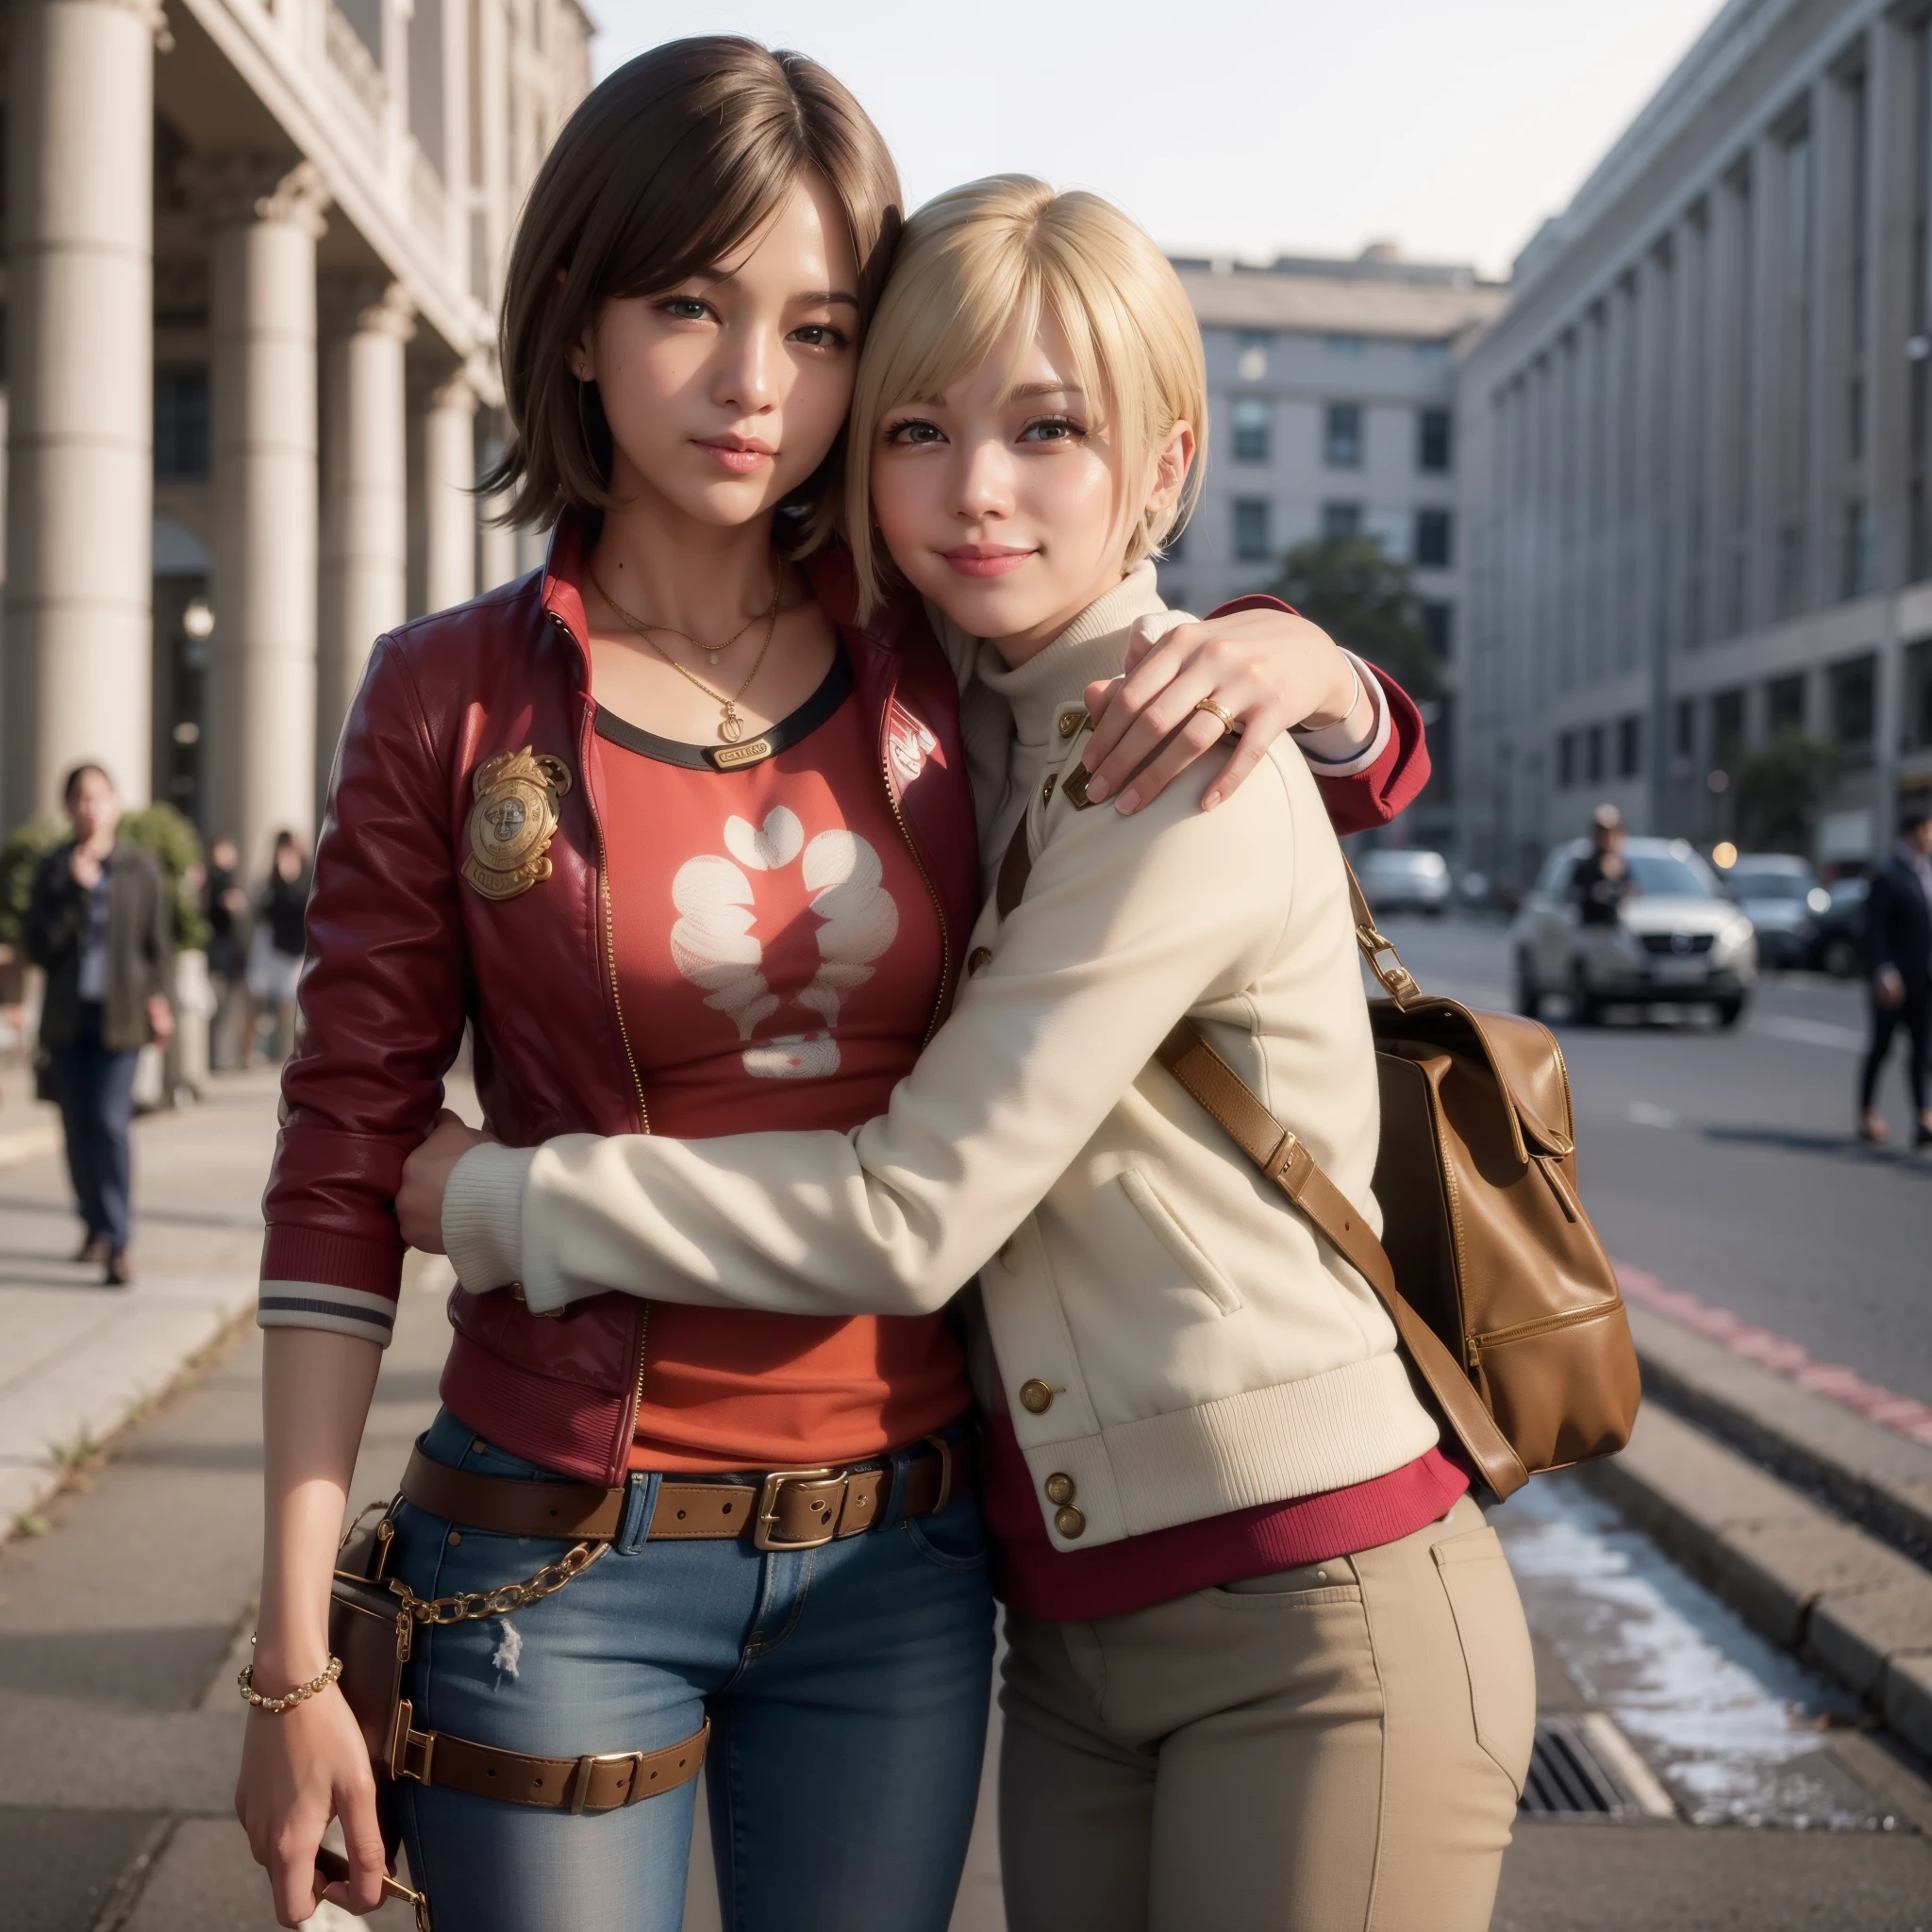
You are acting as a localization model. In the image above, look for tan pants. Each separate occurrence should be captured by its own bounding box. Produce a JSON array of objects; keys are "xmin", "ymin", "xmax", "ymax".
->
[{"xmin": 998, "ymin": 1494, "xmax": 1534, "ymax": 1932}]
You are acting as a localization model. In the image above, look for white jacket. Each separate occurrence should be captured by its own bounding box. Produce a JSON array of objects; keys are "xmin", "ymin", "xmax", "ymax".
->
[{"xmin": 446, "ymin": 570, "xmax": 1438, "ymax": 1550}]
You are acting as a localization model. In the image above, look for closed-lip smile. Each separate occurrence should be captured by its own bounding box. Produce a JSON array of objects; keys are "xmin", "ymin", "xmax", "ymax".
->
[
  {"xmin": 941, "ymin": 543, "xmax": 1035, "ymax": 578},
  {"xmin": 695, "ymin": 433, "xmax": 776, "ymax": 474}
]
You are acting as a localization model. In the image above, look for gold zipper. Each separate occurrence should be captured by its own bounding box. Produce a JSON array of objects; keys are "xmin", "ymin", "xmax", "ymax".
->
[
  {"xmin": 567, "ymin": 615, "xmax": 652, "ymax": 1426},
  {"xmin": 1467, "ymin": 1298, "xmax": 1620, "ymax": 1370},
  {"xmin": 880, "ymin": 745, "xmax": 951, "ymax": 1044}
]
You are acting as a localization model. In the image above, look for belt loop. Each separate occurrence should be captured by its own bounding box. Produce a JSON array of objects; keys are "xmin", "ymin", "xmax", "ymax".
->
[
  {"xmin": 570, "ymin": 1753, "xmax": 596, "ymax": 1815},
  {"xmin": 619, "ymin": 1472, "xmax": 659, "ymax": 1556},
  {"xmin": 877, "ymin": 1444, "xmax": 912, "ymax": 1529}
]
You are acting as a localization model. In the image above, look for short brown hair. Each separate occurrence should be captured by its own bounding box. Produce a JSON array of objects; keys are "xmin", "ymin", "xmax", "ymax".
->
[{"xmin": 487, "ymin": 37, "xmax": 903, "ymax": 535}]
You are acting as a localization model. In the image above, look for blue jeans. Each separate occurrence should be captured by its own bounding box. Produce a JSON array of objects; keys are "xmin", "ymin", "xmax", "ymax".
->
[
  {"xmin": 50, "ymin": 1002, "xmax": 139, "ymax": 1249},
  {"xmin": 390, "ymin": 1408, "xmax": 994, "ymax": 1932}
]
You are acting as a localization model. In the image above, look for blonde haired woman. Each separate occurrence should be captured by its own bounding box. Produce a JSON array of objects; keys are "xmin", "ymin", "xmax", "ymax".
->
[{"xmin": 406, "ymin": 176, "xmax": 1534, "ymax": 1931}]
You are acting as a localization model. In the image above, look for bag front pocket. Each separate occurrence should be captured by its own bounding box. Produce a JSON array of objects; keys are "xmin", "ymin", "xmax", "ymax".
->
[{"xmin": 1432, "ymin": 1525, "xmax": 1537, "ymax": 1793}]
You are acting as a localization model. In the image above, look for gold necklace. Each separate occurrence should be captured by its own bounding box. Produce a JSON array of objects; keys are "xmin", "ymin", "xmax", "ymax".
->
[
  {"xmin": 591, "ymin": 566, "xmax": 782, "ymax": 744},
  {"xmin": 595, "ymin": 571, "xmax": 781, "ymax": 662}
]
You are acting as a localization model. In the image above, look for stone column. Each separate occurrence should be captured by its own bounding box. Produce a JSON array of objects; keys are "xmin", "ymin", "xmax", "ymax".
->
[
  {"xmin": 194, "ymin": 158, "xmax": 330, "ymax": 874},
  {"xmin": 422, "ymin": 369, "xmax": 478, "ymax": 613},
  {"xmin": 319, "ymin": 281, "xmax": 415, "ymax": 777},
  {"xmin": 4, "ymin": 0, "xmax": 161, "ymax": 824}
]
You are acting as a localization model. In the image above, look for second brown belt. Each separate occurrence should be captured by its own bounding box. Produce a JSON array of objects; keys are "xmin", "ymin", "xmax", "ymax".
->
[{"xmin": 399, "ymin": 1434, "xmax": 973, "ymax": 1553}]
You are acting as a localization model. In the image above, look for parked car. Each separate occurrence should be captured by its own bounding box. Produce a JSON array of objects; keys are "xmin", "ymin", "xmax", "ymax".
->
[
  {"xmin": 1511, "ymin": 837, "xmax": 1758, "ymax": 1027},
  {"xmin": 1721, "ymin": 854, "xmax": 1829, "ymax": 969},
  {"xmin": 1809, "ymin": 875, "xmax": 1869, "ymax": 977},
  {"xmin": 1357, "ymin": 847, "xmax": 1453, "ymax": 918}
]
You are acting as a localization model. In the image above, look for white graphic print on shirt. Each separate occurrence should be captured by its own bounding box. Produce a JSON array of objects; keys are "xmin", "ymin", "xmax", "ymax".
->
[{"xmin": 670, "ymin": 808, "xmax": 900, "ymax": 1079}]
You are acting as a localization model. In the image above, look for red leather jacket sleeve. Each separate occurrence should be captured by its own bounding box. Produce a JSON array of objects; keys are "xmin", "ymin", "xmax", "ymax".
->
[
  {"xmin": 257, "ymin": 638, "xmax": 467, "ymax": 1342},
  {"xmin": 1201, "ymin": 594, "xmax": 1431, "ymax": 837}
]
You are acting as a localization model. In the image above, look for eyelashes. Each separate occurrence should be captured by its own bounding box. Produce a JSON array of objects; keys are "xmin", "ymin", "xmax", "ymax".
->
[{"xmin": 879, "ymin": 415, "xmax": 1090, "ymax": 447}]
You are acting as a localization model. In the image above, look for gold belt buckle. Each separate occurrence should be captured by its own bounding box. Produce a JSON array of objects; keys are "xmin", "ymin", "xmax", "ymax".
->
[{"xmin": 752, "ymin": 1468, "xmax": 843, "ymax": 1550}]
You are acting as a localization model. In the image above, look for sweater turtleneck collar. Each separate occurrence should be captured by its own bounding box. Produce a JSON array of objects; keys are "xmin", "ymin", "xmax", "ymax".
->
[{"xmin": 972, "ymin": 562, "xmax": 1174, "ymax": 749}]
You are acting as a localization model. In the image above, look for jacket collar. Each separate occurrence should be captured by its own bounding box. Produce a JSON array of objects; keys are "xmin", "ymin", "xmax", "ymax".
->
[{"xmin": 972, "ymin": 562, "xmax": 1174, "ymax": 748}]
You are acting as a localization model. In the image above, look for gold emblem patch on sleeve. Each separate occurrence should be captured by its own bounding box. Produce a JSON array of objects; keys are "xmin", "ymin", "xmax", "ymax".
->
[{"xmin": 462, "ymin": 747, "xmax": 573, "ymax": 901}]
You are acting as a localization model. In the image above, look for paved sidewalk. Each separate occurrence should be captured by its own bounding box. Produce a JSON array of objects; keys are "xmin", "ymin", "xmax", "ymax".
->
[{"xmin": 0, "ymin": 1070, "xmax": 285, "ymax": 1542}]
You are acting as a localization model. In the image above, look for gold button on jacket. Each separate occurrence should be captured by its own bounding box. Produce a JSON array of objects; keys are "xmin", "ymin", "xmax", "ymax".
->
[
  {"xmin": 1043, "ymin": 1472, "xmax": 1075, "ymax": 1507},
  {"xmin": 1019, "ymin": 1379, "xmax": 1054, "ymax": 1414},
  {"xmin": 1054, "ymin": 1506, "xmax": 1087, "ymax": 1540}
]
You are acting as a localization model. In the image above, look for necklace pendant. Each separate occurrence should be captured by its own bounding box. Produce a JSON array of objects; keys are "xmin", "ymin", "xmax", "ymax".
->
[{"xmin": 719, "ymin": 705, "xmax": 746, "ymax": 744}]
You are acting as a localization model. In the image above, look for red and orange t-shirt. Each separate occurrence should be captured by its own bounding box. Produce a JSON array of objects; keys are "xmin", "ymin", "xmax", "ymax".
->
[{"xmin": 594, "ymin": 650, "xmax": 967, "ymax": 1472}]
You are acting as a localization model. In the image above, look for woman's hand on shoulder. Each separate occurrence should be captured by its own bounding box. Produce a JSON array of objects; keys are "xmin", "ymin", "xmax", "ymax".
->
[
  {"xmin": 1080, "ymin": 607, "xmax": 1359, "ymax": 814},
  {"xmin": 396, "ymin": 1108, "xmax": 494, "ymax": 1252}
]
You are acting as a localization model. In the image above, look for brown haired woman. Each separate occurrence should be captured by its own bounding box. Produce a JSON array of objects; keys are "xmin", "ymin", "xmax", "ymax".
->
[{"xmin": 233, "ymin": 38, "xmax": 1431, "ymax": 1932}]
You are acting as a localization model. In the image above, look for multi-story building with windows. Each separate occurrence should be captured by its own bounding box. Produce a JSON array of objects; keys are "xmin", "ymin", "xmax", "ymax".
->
[
  {"xmin": 1458, "ymin": 0, "xmax": 1932, "ymax": 888},
  {"xmin": 1162, "ymin": 248, "xmax": 1507, "ymax": 837},
  {"xmin": 2, "ymin": 0, "xmax": 591, "ymax": 874}
]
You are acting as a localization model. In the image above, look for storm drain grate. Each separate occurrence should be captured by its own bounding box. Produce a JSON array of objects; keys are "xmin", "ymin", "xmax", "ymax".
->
[{"xmin": 1518, "ymin": 1714, "xmax": 1676, "ymax": 1821}]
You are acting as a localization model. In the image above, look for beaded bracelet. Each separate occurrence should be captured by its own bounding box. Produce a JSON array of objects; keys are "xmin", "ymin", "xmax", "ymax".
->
[{"xmin": 238, "ymin": 1654, "xmax": 342, "ymax": 1714}]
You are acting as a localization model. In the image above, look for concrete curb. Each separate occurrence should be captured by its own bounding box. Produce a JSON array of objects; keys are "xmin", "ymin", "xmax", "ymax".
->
[
  {"xmin": 1580, "ymin": 1405, "xmax": 1932, "ymax": 1762},
  {"xmin": 1627, "ymin": 1302, "xmax": 1932, "ymax": 1566}
]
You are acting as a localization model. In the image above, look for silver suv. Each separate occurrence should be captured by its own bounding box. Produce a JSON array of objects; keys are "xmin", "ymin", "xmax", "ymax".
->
[{"xmin": 1511, "ymin": 838, "xmax": 1758, "ymax": 1027}]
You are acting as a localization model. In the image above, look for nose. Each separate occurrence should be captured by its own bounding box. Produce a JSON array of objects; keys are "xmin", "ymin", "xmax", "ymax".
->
[
  {"xmin": 713, "ymin": 320, "xmax": 777, "ymax": 414},
  {"xmin": 952, "ymin": 437, "xmax": 1014, "ymax": 523}
]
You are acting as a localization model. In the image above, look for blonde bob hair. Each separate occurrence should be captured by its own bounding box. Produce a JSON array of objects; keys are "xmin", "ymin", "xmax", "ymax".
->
[{"xmin": 844, "ymin": 175, "xmax": 1208, "ymax": 620}]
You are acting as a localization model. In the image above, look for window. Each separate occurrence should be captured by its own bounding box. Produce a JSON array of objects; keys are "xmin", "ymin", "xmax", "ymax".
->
[
  {"xmin": 1417, "ymin": 408, "xmax": 1453, "ymax": 473},
  {"xmin": 1322, "ymin": 502, "xmax": 1363, "ymax": 541},
  {"xmin": 1236, "ymin": 329, "xmax": 1272, "ymax": 381},
  {"xmin": 1415, "ymin": 340, "xmax": 1450, "ymax": 365},
  {"xmin": 1766, "ymin": 673, "xmax": 1806, "ymax": 733},
  {"xmin": 1324, "ymin": 403, "xmax": 1362, "ymax": 468},
  {"xmin": 1674, "ymin": 698, "xmax": 1696, "ymax": 760},
  {"xmin": 1230, "ymin": 395, "xmax": 1271, "ymax": 463},
  {"xmin": 1557, "ymin": 731, "xmax": 1576, "ymax": 789},
  {"xmin": 1421, "ymin": 602, "xmax": 1454, "ymax": 661},
  {"xmin": 1711, "ymin": 689, "xmax": 1747, "ymax": 767},
  {"xmin": 1586, "ymin": 724, "xmax": 1606, "ymax": 784},
  {"xmin": 1618, "ymin": 715, "xmax": 1641, "ymax": 778},
  {"xmin": 1829, "ymin": 654, "xmax": 1876, "ymax": 760},
  {"xmin": 155, "ymin": 367, "xmax": 209, "ymax": 480},
  {"xmin": 1414, "ymin": 508, "xmax": 1453, "ymax": 569},
  {"xmin": 1233, "ymin": 498, "xmax": 1274, "ymax": 561},
  {"xmin": 1326, "ymin": 334, "xmax": 1366, "ymax": 357}
]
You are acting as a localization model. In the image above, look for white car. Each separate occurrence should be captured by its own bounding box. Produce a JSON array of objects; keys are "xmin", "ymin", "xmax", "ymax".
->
[
  {"xmin": 1511, "ymin": 838, "xmax": 1758, "ymax": 1027},
  {"xmin": 1357, "ymin": 847, "xmax": 1453, "ymax": 918}
]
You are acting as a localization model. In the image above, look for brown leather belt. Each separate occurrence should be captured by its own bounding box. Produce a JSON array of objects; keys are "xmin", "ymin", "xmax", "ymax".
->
[
  {"xmin": 392, "ymin": 1707, "xmax": 709, "ymax": 1813},
  {"xmin": 400, "ymin": 1434, "xmax": 974, "ymax": 1552}
]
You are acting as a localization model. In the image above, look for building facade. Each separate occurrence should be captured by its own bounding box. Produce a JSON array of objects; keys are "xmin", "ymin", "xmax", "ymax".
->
[
  {"xmin": 1458, "ymin": 0, "xmax": 1932, "ymax": 889},
  {"xmin": 1162, "ymin": 248, "xmax": 1507, "ymax": 839},
  {"xmin": 1, "ymin": 0, "xmax": 591, "ymax": 874}
]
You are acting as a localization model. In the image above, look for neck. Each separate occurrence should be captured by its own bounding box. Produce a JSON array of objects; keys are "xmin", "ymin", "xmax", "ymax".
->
[
  {"xmin": 988, "ymin": 562, "xmax": 1131, "ymax": 670},
  {"xmin": 587, "ymin": 474, "xmax": 783, "ymax": 637}
]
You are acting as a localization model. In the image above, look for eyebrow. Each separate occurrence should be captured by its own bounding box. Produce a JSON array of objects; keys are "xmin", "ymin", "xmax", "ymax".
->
[
  {"xmin": 687, "ymin": 267, "xmax": 860, "ymax": 309},
  {"xmin": 1007, "ymin": 382, "xmax": 1084, "ymax": 401}
]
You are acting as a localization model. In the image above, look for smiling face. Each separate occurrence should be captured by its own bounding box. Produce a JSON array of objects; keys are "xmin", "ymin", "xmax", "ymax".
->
[
  {"xmin": 573, "ymin": 170, "xmax": 862, "ymax": 533},
  {"xmin": 872, "ymin": 314, "xmax": 1193, "ymax": 663}
]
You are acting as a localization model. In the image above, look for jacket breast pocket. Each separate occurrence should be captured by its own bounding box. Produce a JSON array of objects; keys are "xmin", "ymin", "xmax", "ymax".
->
[{"xmin": 1114, "ymin": 1168, "xmax": 1244, "ymax": 1316}]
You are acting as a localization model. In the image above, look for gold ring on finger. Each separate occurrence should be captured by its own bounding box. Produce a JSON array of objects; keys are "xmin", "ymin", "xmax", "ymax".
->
[{"xmin": 1193, "ymin": 698, "xmax": 1241, "ymax": 737}]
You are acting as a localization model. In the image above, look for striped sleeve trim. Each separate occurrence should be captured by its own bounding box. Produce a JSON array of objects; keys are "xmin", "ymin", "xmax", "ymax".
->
[{"xmin": 258, "ymin": 1280, "xmax": 397, "ymax": 1346}]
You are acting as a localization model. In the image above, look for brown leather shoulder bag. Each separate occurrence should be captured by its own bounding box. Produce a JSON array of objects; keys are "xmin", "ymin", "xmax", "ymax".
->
[
  {"xmin": 997, "ymin": 821, "xmax": 1641, "ymax": 1500},
  {"xmin": 1154, "ymin": 866, "xmax": 1640, "ymax": 1498}
]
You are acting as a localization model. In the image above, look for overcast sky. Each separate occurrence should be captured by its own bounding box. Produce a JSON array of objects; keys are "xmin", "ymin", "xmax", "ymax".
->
[{"xmin": 587, "ymin": 1, "xmax": 1722, "ymax": 280}]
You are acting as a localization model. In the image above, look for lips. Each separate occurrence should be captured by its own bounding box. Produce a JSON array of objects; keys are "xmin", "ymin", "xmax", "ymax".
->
[
  {"xmin": 694, "ymin": 434, "xmax": 776, "ymax": 475},
  {"xmin": 941, "ymin": 544, "xmax": 1035, "ymax": 579}
]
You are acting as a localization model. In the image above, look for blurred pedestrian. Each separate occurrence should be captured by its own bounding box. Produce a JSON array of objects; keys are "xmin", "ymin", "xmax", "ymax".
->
[
  {"xmin": 244, "ymin": 831, "xmax": 309, "ymax": 1065},
  {"xmin": 1572, "ymin": 803, "xmax": 1633, "ymax": 925},
  {"xmin": 1858, "ymin": 806, "xmax": 1932, "ymax": 1148},
  {"xmin": 203, "ymin": 835, "xmax": 248, "ymax": 1071},
  {"xmin": 24, "ymin": 764, "xmax": 174, "ymax": 1286}
]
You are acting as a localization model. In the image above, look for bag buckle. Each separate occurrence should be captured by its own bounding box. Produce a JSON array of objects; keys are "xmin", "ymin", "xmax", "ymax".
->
[{"xmin": 753, "ymin": 1469, "xmax": 843, "ymax": 1550}]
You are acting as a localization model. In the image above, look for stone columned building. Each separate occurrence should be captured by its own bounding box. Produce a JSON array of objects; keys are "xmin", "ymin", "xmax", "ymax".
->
[{"xmin": 1, "ymin": 0, "xmax": 591, "ymax": 873}]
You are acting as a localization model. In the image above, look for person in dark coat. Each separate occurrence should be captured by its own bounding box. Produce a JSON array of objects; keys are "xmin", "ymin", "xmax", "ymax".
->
[
  {"xmin": 25, "ymin": 764, "xmax": 174, "ymax": 1283},
  {"xmin": 1571, "ymin": 803, "xmax": 1634, "ymax": 927},
  {"xmin": 1858, "ymin": 805, "xmax": 1932, "ymax": 1147}
]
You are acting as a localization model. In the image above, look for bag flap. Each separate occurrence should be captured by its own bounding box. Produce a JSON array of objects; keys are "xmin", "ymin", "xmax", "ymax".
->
[{"xmin": 1370, "ymin": 997, "xmax": 1574, "ymax": 1164}]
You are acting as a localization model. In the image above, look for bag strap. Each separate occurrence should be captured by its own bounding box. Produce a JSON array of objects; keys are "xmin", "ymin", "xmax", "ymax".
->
[
  {"xmin": 992, "ymin": 813, "xmax": 1526, "ymax": 1493},
  {"xmin": 1153, "ymin": 1019, "xmax": 1529, "ymax": 1499}
]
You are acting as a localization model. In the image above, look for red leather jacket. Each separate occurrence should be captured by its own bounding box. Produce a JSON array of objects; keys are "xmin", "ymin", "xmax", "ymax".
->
[{"xmin": 258, "ymin": 515, "xmax": 1431, "ymax": 1484}]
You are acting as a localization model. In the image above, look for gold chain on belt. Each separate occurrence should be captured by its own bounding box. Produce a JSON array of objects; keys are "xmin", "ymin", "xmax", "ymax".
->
[{"xmin": 403, "ymin": 1535, "xmax": 608, "ymax": 1625}]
